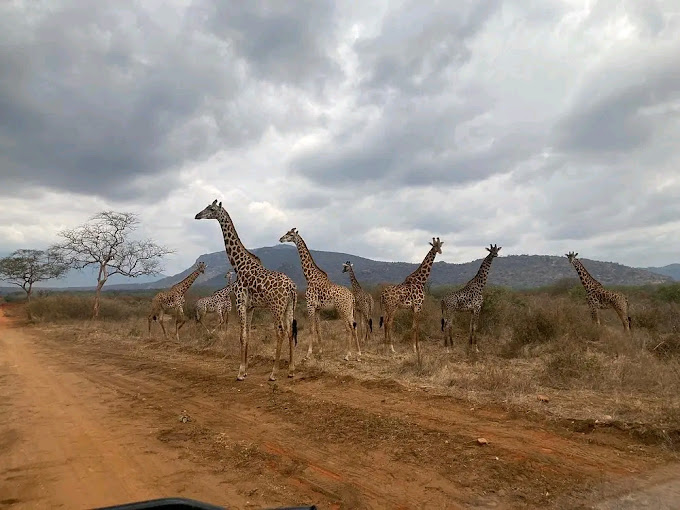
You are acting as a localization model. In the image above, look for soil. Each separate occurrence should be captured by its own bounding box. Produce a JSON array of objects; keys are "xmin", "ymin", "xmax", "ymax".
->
[{"xmin": 1, "ymin": 307, "xmax": 680, "ymax": 509}]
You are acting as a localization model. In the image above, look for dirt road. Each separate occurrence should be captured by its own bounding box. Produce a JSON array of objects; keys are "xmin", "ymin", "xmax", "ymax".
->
[{"xmin": 1, "ymin": 310, "xmax": 679, "ymax": 509}]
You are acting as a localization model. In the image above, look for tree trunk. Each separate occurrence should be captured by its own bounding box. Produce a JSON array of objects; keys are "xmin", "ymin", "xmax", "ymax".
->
[
  {"xmin": 92, "ymin": 280, "xmax": 106, "ymax": 319},
  {"xmin": 92, "ymin": 264, "xmax": 107, "ymax": 319},
  {"xmin": 25, "ymin": 283, "xmax": 33, "ymax": 320}
]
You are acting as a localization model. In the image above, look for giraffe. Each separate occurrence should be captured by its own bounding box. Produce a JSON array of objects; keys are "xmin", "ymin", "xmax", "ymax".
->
[
  {"xmin": 441, "ymin": 244, "xmax": 501, "ymax": 353},
  {"xmin": 279, "ymin": 228, "xmax": 360, "ymax": 362},
  {"xmin": 148, "ymin": 261, "xmax": 206, "ymax": 342},
  {"xmin": 195, "ymin": 270, "xmax": 237, "ymax": 334},
  {"xmin": 566, "ymin": 251, "xmax": 631, "ymax": 332},
  {"xmin": 379, "ymin": 238, "xmax": 443, "ymax": 356},
  {"xmin": 342, "ymin": 261, "xmax": 374, "ymax": 346},
  {"xmin": 195, "ymin": 200, "xmax": 298, "ymax": 381}
]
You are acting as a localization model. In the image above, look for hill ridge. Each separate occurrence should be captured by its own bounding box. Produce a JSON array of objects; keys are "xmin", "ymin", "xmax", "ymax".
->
[{"xmin": 104, "ymin": 245, "xmax": 673, "ymax": 291}]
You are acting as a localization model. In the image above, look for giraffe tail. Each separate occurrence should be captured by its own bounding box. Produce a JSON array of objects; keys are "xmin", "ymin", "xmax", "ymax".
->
[
  {"xmin": 441, "ymin": 318, "xmax": 445, "ymax": 332},
  {"xmin": 628, "ymin": 316, "xmax": 632, "ymax": 329},
  {"xmin": 290, "ymin": 287, "xmax": 298, "ymax": 346},
  {"xmin": 368, "ymin": 318, "xmax": 373, "ymax": 333}
]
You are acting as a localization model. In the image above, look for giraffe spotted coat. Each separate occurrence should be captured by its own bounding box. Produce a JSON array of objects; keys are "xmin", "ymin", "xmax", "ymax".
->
[
  {"xmin": 342, "ymin": 261, "xmax": 374, "ymax": 346},
  {"xmin": 280, "ymin": 228, "xmax": 359, "ymax": 361},
  {"xmin": 380, "ymin": 238, "xmax": 443, "ymax": 355},
  {"xmin": 441, "ymin": 244, "xmax": 501, "ymax": 352},
  {"xmin": 195, "ymin": 271, "xmax": 237, "ymax": 333},
  {"xmin": 148, "ymin": 262, "xmax": 206, "ymax": 342},
  {"xmin": 195, "ymin": 200, "xmax": 298, "ymax": 381},
  {"xmin": 566, "ymin": 251, "xmax": 631, "ymax": 331}
]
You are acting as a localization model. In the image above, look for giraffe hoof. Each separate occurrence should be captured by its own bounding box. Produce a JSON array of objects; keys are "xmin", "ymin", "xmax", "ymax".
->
[
  {"xmin": 269, "ymin": 375, "xmax": 277, "ymax": 382},
  {"xmin": 236, "ymin": 376, "xmax": 245, "ymax": 381},
  {"xmin": 287, "ymin": 373, "xmax": 294, "ymax": 378},
  {"xmin": 343, "ymin": 355, "xmax": 350, "ymax": 362}
]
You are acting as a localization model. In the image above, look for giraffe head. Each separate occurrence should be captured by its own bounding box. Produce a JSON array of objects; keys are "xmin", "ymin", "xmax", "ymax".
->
[
  {"xmin": 342, "ymin": 261, "xmax": 353, "ymax": 273},
  {"xmin": 279, "ymin": 227, "xmax": 299, "ymax": 244},
  {"xmin": 566, "ymin": 251, "xmax": 578, "ymax": 264},
  {"xmin": 225, "ymin": 270, "xmax": 233, "ymax": 283},
  {"xmin": 429, "ymin": 237, "xmax": 444, "ymax": 254},
  {"xmin": 485, "ymin": 244, "xmax": 502, "ymax": 258},
  {"xmin": 194, "ymin": 199, "xmax": 223, "ymax": 220},
  {"xmin": 196, "ymin": 261, "xmax": 206, "ymax": 273}
]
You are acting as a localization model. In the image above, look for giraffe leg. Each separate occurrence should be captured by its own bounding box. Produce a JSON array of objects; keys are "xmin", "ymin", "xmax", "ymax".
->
[
  {"xmin": 412, "ymin": 310, "xmax": 420, "ymax": 354},
  {"xmin": 362, "ymin": 315, "xmax": 370, "ymax": 349},
  {"xmin": 211, "ymin": 310, "xmax": 223, "ymax": 335},
  {"xmin": 304, "ymin": 303, "xmax": 315, "ymax": 360},
  {"xmin": 175, "ymin": 308, "xmax": 186, "ymax": 343},
  {"xmin": 244, "ymin": 308, "xmax": 254, "ymax": 376},
  {"xmin": 614, "ymin": 306, "xmax": 630, "ymax": 332},
  {"xmin": 355, "ymin": 321, "xmax": 362, "ymax": 362},
  {"xmin": 413, "ymin": 311, "xmax": 421, "ymax": 365},
  {"xmin": 197, "ymin": 309, "xmax": 211, "ymax": 334},
  {"xmin": 590, "ymin": 306, "xmax": 600, "ymax": 326},
  {"xmin": 443, "ymin": 318, "xmax": 452, "ymax": 353},
  {"xmin": 147, "ymin": 313, "xmax": 154, "ymax": 338},
  {"xmin": 387, "ymin": 316, "xmax": 396, "ymax": 354},
  {"xmin": 314, "ymin": 311, "xmax": 323, "ymax": 356},
  {"xmin": 344, "ymin": 320, "xmax": 352, "ymax": 361},
  {"xmin": 269, "ymin": 322, "xmax": 285, "ymax": 381},
  {"xmin": 286, "ymin": 300, "xmax": 296, "ymax": 378},
  {"xmin": 236, "ymin": 304, "xmax": 248, "ymax": 381},
  {"xmin": 158, "ymin": 311, "xmax": 169, "ymax": 340},
  {"xmin": 469, "ymin": 309, "xmax": 480, "ymax": 353},
  {"xmin": 365, "ymin": 314, "xmax": 370, "ymax": 342}
]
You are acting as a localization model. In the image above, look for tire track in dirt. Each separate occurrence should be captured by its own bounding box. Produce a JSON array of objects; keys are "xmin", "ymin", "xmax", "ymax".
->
[
  {"xmin": 287, "ymin": 375, "xmax": 655, "ymax": 478},
  {"xmin": 0, "ymin": 324, "xmax": 250, "ymax": 509},
  {"xmin": 42, "ymin": 343, "xmax": 485, "ymax": 509}
]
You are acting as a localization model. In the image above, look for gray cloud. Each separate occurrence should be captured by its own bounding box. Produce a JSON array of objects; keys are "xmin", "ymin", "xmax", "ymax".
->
[
  {"xmin": 555, "ymin": 42, "xmax": 680, "ymax": 154},
  {"xmin": 0, "ymin": 1, "xmax": 328, "ymax": 200},
  {"xmin": 195, "ymin": 0, "xmax": 340, "ymax": 89},
  {"xmin": 2, "ymin": 1, "xmax": 680, "ymax": 272},
  {"xmin": 355, "ymin": 0, "xmax": 502, "ymax": 95}
]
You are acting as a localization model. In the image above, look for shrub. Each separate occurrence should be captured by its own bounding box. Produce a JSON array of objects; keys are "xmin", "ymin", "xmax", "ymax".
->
[
  {"xmin": 542, "ymin": 350, "xmax": 603, "ymax": 389},
  {"xmin": 655, "ymin": 284, "xmax": 680, "ymax": 304}
]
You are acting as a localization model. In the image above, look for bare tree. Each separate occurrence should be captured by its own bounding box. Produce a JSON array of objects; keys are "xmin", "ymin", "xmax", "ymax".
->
[
  {"xmin": 54, "ymin": 211, "xmax": 173, "ymax": 319},
  {"xmin": 0, "ymin": 249, "xmax": 69, "ymax": 304}
]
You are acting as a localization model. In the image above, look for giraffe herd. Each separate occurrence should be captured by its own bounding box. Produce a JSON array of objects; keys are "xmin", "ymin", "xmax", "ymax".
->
[{"xmin": 148, "ymin": 199, "xmax": 633, "ymax": 381}]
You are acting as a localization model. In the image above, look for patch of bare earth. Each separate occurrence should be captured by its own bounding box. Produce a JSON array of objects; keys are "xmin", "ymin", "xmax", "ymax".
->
[{"xmin": 0, "ymin": 312, "xmax": 675, "ymax": 509}]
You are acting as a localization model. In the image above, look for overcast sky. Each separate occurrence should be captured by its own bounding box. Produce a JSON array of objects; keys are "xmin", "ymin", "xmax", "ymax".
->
[{"xmin": 1, "ymin": 0, "xmax": 679, "ymax": 275}]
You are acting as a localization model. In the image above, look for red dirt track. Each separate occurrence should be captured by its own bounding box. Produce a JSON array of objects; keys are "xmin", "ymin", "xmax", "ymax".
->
[{"xmin": 1, "ymin": 307, "xmax": 679, "ymax": 509}]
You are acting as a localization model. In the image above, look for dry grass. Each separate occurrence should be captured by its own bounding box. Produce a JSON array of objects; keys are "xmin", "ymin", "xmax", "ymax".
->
[{"xmin": 21, "ymin": 282, "xmax": 680, "ymax": 433}]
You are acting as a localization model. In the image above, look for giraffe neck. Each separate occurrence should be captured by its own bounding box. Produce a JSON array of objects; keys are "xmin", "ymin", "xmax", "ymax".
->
[
  {"xmin": 404, "ymin": 246, "xmax": 438, "ymax": 287},
  {"xmin": 572, "ymin": 259, "xmax": 601, "ymax": 289},
  {"xmin": 292, "ymin": 235, "xmax": 327, "ymax": 282},
  {"xmin": 347, "ymin": 266, "xmax": 362, "ymax": 294},
  {"xmin": 471, "ymin": 253, "xmax": 495, "ymax": 288},
  {"xmin": 215, "ymin": 208, "xmax": 262, "ymax": 274},
  {"xmin": 171, "ymin": 268, "xmax": 203, "ymax": 295}
]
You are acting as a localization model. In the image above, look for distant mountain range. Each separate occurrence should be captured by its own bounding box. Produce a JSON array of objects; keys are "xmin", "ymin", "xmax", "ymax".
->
[
  {"xmin": 1, "ymin": 245, "xmax": 676, "ymax": 296},
  {"xmin": 643, "ymin": 263, "xmax": 680, "ymax": 282}
]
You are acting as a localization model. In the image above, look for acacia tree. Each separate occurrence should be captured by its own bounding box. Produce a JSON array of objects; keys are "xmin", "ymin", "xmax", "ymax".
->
[
  {"xmin": 0, "ymin": 249, "xmax": 69, "ymax": 303},
  {"xmin": 54, "ymin": 211, "xmax": 173, "ymax": 319}
]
